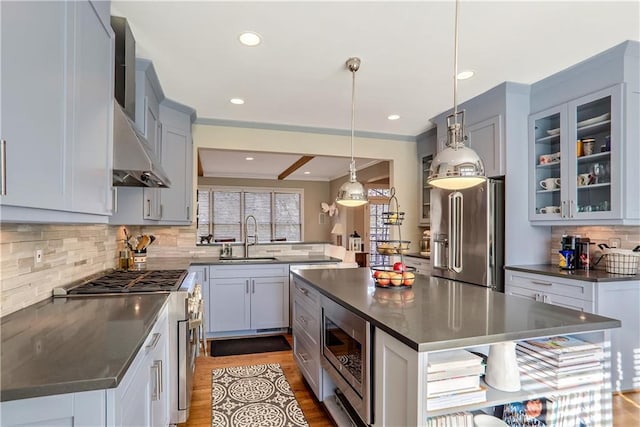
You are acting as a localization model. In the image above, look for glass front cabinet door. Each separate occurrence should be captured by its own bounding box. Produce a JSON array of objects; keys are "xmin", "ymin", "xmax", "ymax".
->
[
  {"xmin": 419, "ymin": 154, "xmax": 433, "ymax": 225},
  {"xmin": 529, "ymin": 84, "xmax": 622, "ymax": 222}
]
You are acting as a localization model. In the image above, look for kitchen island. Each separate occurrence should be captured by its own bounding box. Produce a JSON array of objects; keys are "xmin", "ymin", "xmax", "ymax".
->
[{"xmin": 291, "ymin": 267, "xmax": 620, "ymax": 426}]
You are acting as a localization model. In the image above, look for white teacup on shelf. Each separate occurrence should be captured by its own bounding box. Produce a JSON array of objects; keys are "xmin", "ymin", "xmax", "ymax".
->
[
  {"xmin": 577, "ymin": 173, "xmax": 593, "ymax": 186},
  {"xmin": 539, "ymin": 177, "xmax": 560, "ymax": 190},
  {"xmin": 539, "ymin": 206, "xmax": 560, "ymax": 214}
]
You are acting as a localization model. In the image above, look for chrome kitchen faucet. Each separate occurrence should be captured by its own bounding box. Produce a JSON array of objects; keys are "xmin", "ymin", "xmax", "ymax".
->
[{"xmin": 244, "ymin": 215, "xmax": 258, "ymax": 257}]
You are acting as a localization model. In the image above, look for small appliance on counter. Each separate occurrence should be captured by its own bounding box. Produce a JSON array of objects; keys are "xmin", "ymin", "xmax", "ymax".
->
[
  {"xmin": 420, "ymin": 229, "xmax": 431, "ymax": 256},
  {"xmin": 559, "ymin": 235, "xmax": 592, "ymax": 270}
]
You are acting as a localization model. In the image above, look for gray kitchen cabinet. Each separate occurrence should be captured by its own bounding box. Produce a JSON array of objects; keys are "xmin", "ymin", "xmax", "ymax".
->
[
  {"xmin": 158, "ymin": 100, "xmax": 196, "ymax": 224},
  {"xmin": 108, "ymin": 303, "xmax": 169, "ymax": 426},
  {"xmin": 431, "ymin": 82, "xmax": 528, "ymax": 178},
  {"xmin": 403, "ymin": 256, "xmax": 431, "ymax": 276},
  {"xmin": 110, "ymin": 59, "xmax": 164, "ymax": 224},
  {"xmin": 291, "ymin": 277, "xmax": 323, "ymax": 399},
  {"xmin": 505, "ymin": 269, "xmax": 639, "ymax": 392},
  {"xmin": 529, "ymin": 40, "xmax": 639, "ymax": 225},
  {"xmin": 416, "ymin": 127, "xmax": 437, "ymax": 225},
  {"xmin": 529, "ymin": 85, "xmax": 625, "ymax": 223},
  {"xmin": 0, "ymin": 0, "xmax": 114, "ymax": 223},
  {"xmin": 110, "ymin": 62, "xmax": 196, "ymax": 225},
  {"xmin": 0, "ymin": 303, "xmax": 169, "ymax": 427},
  {"xmin": 208, "ymin": 264, "xmax": 289, "ymax": 335}
]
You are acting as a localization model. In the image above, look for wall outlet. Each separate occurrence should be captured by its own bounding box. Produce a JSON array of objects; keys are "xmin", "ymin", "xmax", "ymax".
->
[
  {"xmin": 34, "ymin": 249, "xmax": 43, "ymax": 264},
  {"xmin": 608, "ymin": 238, "xmax": 621, "ymax": 248}
]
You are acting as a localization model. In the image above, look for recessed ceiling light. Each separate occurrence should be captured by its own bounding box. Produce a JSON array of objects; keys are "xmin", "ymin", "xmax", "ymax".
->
[
  {"xmin": 230, "ymin": 98, "xmax": 245, "ymax": 105},
  {"xmin": 387, "ymin": 114, "xmax": 400, "ymax": 121},
  {"xmin": 457, "ymin": 70, "xmax": 475, "ymax": 80},
  {"xmin": 238, "ymin": 31, "xmax": 261, "ymax": 47},
  {"xmin": 304, "ymin": 171, "xmax": 311, "ymax": 175},
  {"xmin": 245, "ymin": 156, "xmax": 254, "ymax": 161}
]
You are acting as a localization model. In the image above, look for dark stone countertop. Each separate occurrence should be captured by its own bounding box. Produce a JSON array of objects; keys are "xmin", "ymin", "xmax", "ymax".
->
[
  {"xmin": 403, "ymin": 252, "xmax": 431, "ymax": 260},
  {"xmin": 505, "ymin": 264, "xmax": 640, "ymax": 282},
  {"xmin": 1, "ymin": 294, "xmax": 169, "ymax": 402},
  {"xmin": 292, "ymin": 268, "xmax": 620, "ymax": 352}
]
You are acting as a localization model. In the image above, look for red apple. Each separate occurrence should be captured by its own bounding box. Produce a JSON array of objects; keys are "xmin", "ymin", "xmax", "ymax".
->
[
  {"xmin": 373, "ymin": 270, "xmax": 383, "ymax": 279},
  {"xmin": 393, "ymin": 262, "xmax": 406, "ymax": 272}
]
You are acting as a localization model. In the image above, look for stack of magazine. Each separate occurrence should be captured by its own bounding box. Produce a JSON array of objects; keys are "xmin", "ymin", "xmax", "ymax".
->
[
  {"xmin": 426, "ymin": 411, "xmax": 474, "ymax": 427},
  {"xmin": 515, "ymin": 335, "xmax": 604, "ymax": 390},
  {"xmin": 426, "ymin": 349, "xmax": 486, "ymax": 411},
  {"xmin": 502, "ymin": 389, "xmax": 603, "ymax": 426}
]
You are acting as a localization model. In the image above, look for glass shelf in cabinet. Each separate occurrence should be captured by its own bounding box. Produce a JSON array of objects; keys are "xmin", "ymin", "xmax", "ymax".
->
[
  {"xmin": 577, "ymin": 182, "xmax": 610, "ymax": 190},
  {"xmin": 536, "ymin": 188, "xmax": 561, "ymax": 194},
  {"xmin": 577, "ymin": 152, "xmax": 610, "ymax": 163},
  {"xmin": 536, "ymin": 161, "xmax": 561, "ymax": 169},
  {"xmin": 535, "ymin": 134, "xmax": 561, "ymax": 143}
]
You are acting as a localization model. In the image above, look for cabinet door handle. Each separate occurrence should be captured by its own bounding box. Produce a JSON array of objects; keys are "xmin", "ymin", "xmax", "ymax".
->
[
  {"xmin": 157, "ymin": 359, "xmax": 163, "ymax": 393},
  {"xmin": 146, "ymin": 333, "xmax": 161, "ymax": 351},
  {"xmin": 186, "ymin": 205, "xmax": 190, "ymax": 220},
  {"xmin": 252, "ymin": 280, "xmax": 255, "ymax": 294},
  {"xmin": 569, "ymin": 200, "xmax": 575, "ymax": 218},
  {"xmin": 535, "ymin": 293, "xmax": 540, "ymax": 301},
  {"xmin": 146, "ymin": 199, "xmax": 151, "ymax": 217},
  {"xmin": 561, "ymin": 200, "xmax": 567, "ymax": 218},
  {"xmin": 204, "ymin": 268, "xmax": 208, "ymax": 282},
  {"xmin": 298, "ymin": 315, "xmax": 307, "ymax": 325},
  {"xmin": 160, "ymin": 204, "xmax": 163, "ymax": 218},
  {"xmin": 246, "ymin": 280, "xmax": 249, "ymax": 294},
  {"xmin": 112, "ymin": 187, "xmax": 118, "ymax": 213},
  {"xmin": 1, "ymin": 139, "xmax": 6, "ymax": 196},
  {"xmin": 532, "ymin": 280, "xmax": 552, "ymax": 286},
  {"xmin": 151, "ymin": 362, "xmax": 160, "ymax": 401}
]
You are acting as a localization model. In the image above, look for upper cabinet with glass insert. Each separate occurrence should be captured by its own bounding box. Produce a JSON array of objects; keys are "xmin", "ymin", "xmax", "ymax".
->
[
  {"xmin": 528, "ymin": 40, "xmax": 639, "ymax": 225},
  {"xmin": 530, "ymin": 85, "xmax": 622, "ymax": 222}
]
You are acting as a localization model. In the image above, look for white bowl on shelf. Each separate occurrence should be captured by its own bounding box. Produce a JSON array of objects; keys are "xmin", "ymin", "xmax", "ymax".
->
[{"xmin": 473, "ymin": 414, "xmax": 508, "ymax": 427}]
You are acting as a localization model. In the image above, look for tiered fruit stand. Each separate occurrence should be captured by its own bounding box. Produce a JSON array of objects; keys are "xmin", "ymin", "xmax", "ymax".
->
[{"xmin": 371, "ymin": 188, "xmax": 416, "ymax": 288}]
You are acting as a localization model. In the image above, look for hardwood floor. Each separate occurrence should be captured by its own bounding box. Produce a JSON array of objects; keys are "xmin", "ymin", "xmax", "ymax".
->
[{"xmin": 180, "ymin": 336, "xmax": 640, "ymax": 427}]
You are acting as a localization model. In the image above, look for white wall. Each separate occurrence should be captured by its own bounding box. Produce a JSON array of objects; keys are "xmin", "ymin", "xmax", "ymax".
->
[{"xmin": 193, "ymin": 124, "xmax": 420, "ymax": 246}]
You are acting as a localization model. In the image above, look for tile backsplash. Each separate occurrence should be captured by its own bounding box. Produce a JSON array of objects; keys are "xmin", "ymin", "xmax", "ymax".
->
[
  {"xmin": 550, "ymin": 225, "xmax": 640, "ymax": 266},
  {"xmin": 0, "ymin": 224, "xmax": 118, "ymax": 317}
]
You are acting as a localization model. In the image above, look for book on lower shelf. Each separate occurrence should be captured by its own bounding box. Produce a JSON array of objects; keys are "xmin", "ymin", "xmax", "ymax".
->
[
  {"xmin": 427, "ymin": 374, "xmax": 482, "ymax": 397},
  {"xmin": 426, "ymin": 411, "xmax": 474, "ymax": 427},
  {"xmin": 517, "ymin": 335, "xmax": 602, "ymax": 362},
  {"xmin": 501, "ymin": 388, "xmax": 603, "ymax": 427},
  {"xmin": 427, "ymin": 349, "xmax": 484, "ymax": 373},
  {"xmin": 426, "ymin": 386, "xmax": 487, "ymax": 411}
]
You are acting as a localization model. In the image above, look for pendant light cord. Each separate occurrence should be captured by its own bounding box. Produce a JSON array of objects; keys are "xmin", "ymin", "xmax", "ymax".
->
[
  {"xmin": 350, "ymin": 63, "xmax": 356, "ymax": 172},
  {"xmin": 453, "ymin": 0, "xmax": 459, "ymax": 124}
]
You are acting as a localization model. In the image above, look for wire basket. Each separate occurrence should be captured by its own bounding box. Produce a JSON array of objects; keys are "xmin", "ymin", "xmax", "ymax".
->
[{"xmin": 603, "ymin": 249, "xmax": 639, "ymax": 275}]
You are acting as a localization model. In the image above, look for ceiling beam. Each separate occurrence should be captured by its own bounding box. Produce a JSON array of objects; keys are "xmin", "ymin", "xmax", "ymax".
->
[
  {"xmin": 197, "ymin": 153, "xmax": 204, "ymax": 177},
  {"xmin": 278, "ymin": 155, "xmax": 314, "ymax": 180}
]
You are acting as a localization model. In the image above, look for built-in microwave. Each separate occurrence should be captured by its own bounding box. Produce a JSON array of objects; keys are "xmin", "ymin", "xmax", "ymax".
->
[{"xmin": 321, "ymin": 295, "xmax": 372, "ymax": 426}]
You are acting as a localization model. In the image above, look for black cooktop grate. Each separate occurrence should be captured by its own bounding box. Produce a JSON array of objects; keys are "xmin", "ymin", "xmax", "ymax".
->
[{"xmin": 68, "ymin": 270, "xmax": 187, "ymax": 294}]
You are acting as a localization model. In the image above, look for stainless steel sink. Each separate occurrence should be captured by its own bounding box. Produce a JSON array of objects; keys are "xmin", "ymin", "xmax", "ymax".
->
[{"xmin": 217, "ymin": 257, "xmax": 277, "ymax": 263}]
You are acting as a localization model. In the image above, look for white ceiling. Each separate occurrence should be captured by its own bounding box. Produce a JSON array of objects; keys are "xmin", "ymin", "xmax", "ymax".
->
[
  {"xmin": 199, "ymin": 149, "xmax": 379, "ymax": 181},
  {"xmin": 111, "ymin": 0, "xmax": 639, "ymax": 178}
]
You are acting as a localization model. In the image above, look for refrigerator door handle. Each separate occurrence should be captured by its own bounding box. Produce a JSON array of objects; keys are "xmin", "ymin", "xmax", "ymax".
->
[{"xmin": 448, "ymin": 192, "xmax": 463, "ymax": 273}]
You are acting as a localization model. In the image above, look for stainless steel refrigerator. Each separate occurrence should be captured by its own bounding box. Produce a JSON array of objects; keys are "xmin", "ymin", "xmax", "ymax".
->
[{"xmin": 430, "ymin": 178, "xmax": 505, "ymax": 291}]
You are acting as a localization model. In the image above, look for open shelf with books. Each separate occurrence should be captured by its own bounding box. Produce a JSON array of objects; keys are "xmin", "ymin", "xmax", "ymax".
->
[
  {"xmin": 375, "ymin": 327, "xmax": 612, "ymax": 426},
  {"xmin": 421, "ymin": 332, "xmax": 610, "ymax": 424}
]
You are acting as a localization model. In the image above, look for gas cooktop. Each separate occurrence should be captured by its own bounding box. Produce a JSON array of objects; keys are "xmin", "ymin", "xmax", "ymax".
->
[{"xmin": 54, "ymin": 269, "xmax": 188, "ymax": 296}]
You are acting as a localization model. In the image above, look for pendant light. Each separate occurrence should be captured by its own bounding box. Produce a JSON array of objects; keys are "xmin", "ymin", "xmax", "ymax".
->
[
  {"xmin": 427, "ymin": 0, "xmax": 486, "ymax": 190},
  {"xmin": 336, "ymin": 57, "xmax": 368, "ymax": 207}
]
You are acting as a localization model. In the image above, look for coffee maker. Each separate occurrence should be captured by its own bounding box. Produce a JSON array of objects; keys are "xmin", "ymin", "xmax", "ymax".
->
[
  {"xmin": 560, "ymin": 235, "xmax": 591, "ymax": 270},
  {"xmin": 559, "ymin": 235, "xmax": 577, "ymax": 270}
]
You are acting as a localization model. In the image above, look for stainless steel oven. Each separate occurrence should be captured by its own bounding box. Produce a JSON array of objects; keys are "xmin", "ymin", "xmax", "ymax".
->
[{"xmin": 321, "ymin": 295, "xmax": 372, "ymax": 426}]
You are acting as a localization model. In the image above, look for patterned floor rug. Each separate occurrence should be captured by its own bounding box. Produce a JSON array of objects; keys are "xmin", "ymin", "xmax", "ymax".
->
[{"xmin": 211, "ymin": 363, "xmax": 309, "ymax": 427}]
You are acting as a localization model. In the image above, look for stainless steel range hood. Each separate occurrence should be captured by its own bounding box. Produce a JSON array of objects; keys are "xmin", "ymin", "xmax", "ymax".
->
[{"xmin": 112, "ymin": 103, "xmax": 171, "ymax": 188}]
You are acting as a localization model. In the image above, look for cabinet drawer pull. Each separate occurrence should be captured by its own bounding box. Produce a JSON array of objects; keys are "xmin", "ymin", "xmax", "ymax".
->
[
  {"xmin": 1, "ymin": 139, "xmax": 6, "ymax": 196},
  {"xmin": 146, "ymin": 333, "xmax": 161, "ymax": 351},
  {"xmin": 298, "ymin": 315, "xmax": 307, "ymax": 325},
  {"xmin": 298, "ymin": 287, "xmax": 309, "ymax": 296},
  {"xmin": 299, "ymin": 352, "xmax": 308, "ymax": 363},
  {"xmin": 532, "ymin": 280, "xmax": 552, "ymax": 286}
]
